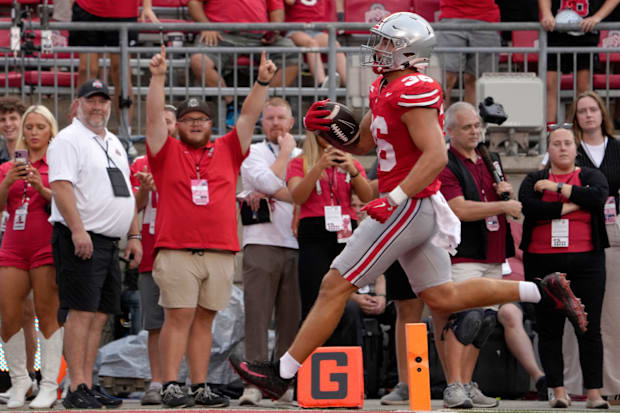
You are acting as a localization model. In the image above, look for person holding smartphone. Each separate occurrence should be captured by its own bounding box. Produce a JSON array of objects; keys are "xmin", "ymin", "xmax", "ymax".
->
[
  {"xmin": 0, "ymin": 105, "xmax": 63, "ymax": 409},
  {"xmin": 286, "ymin": 130, "xmax": 372, "ymax": 344}
]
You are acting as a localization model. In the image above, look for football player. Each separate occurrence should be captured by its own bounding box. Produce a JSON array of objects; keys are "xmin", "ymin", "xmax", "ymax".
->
[{"xmin": 230, "ymin": 12, "xmax": 587, "ymax": 399}]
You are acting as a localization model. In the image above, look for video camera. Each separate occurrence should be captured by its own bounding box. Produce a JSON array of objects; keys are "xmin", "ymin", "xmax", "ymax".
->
[{"xmin": 478, "ymin": 97, "xmax": 507, "ymax": 126}]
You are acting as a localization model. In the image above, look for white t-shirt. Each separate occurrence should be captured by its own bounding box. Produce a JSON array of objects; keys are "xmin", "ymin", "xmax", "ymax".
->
[
  {"xmin": 47, "ymin": 118, "xmax": 135, "ymax": 238},
  {"xmin": 240, "ymin": 140, "xmax": 301, "ymax": 249},
  {"xmin": 581, "ymin": 138, "xmax": 607, "ymax": 168}
]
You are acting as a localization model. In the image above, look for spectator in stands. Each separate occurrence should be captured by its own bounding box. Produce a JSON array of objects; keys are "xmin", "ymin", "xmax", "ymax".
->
[
  {"xmin": 188, "ymin": 0, "xmax": 300, "ymax": 129},
  {"xmin": 284, "ymin": 0, "xmax": 347, "ymax": 88},
  {"xmin": 48, "ymin": 79, "xmax": 142, "ymax": 409},
  {"xmin": 519, "ymin": 126, "xmax": 609, "ymax": 409},
  {"xmin": 69, "ymin": 0, "xmax": 160, "ymax": 128},
  {"xmin": 237, "ymin": 97, "xmax": 301, "ymax": 406},
  {"xmin": 438, "ymin": 102, "xmax": 521, "ymax": 408},
  {"xmin": 0, "ymin": 97, "xmax": 26, "ymax": 164},
  {"xmin": 0, "ymin": 105, "xmax": 61, "ymax": 409},
  {"xmin": 0, "ymin": 97, "xmax": 40, "ymax": 405},
  {"xmin": 287, "ymin": 130, "xmax": 372, "ymax": 346},
  {"xmin": 146, "ymin": 45, "xmax": 275, "ymax": 407},
  {"xmin": 129, "ymin": 105, "xmax": 176, "ymax": 406},
  {"xmin": 494, "ymin": 0, "xmax": 538, "ymax": 44},
  {"xmin": 436, "ymin": 0, "xmax": 501, "ymax": 106},
  {"xmin": 561, "ymin": 91, "xmax": 620, "ymax": 400},
  {"xmin": 539, "ymin": 0, "xmax": 620, "ymax": 123},
  {"xmin": 163, "ymin": 105, "xmax": 178, "ymax": 138}
]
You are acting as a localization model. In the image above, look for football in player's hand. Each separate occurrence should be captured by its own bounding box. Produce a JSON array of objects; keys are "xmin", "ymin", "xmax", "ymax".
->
[{"xmin": 316, "ymin": 102, "xmax": 360, "ymax": 151}]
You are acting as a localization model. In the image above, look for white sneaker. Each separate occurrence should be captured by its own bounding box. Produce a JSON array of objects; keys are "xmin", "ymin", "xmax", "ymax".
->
[
  {"xmin": 239, "ymin": 385, "xmax": 262, "ymax": 406},
  {"xmin": 443, "ymin": 382, "xmax": 473, "ymax": 409},
  {"xmin": 464, "ymin": 381, "xmax": 498, "ymax": 408},
  {"xmin": 380, "ymin": 382, "xmax": 409, "ymax": 405}
]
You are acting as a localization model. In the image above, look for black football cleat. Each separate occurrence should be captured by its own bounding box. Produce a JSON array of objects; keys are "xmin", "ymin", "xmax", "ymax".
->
[
  {"xmin": 538, "ymin": 272, "xmax": 588, "ymax": 334},
  {"xmin": 229, "ymin": 355, "xmax": 293, "ymax": 400}
]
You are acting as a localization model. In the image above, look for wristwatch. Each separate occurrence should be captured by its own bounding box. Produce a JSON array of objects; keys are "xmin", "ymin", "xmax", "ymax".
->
[{"xmin": 556, "ymin": 182, "xmax": 564, "ymax": 193}]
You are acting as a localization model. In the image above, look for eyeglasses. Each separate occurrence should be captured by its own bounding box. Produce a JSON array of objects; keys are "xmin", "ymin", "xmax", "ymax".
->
[
  {"xmin": 178, "ymin": 117, "xmax": 211, "ymax": 124},
  {"xmin": 547, "ymin": 123, "xmax": 573, "ymax": 132}
]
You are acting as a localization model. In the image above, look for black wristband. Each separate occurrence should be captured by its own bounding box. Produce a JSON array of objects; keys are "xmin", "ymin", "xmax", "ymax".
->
[
  {"xmin": 557, "ymin": 182, "xmax": 564, "ymax": 193},
  {"xmin": 256, "ymin": 79, "xmax": 270, "ymax": 86}
]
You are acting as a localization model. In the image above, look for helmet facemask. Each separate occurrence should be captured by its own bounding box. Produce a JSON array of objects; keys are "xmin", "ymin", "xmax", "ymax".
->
[{"xmin": 362, "ymin": 31, "xmax": 412, "ymax": 73}]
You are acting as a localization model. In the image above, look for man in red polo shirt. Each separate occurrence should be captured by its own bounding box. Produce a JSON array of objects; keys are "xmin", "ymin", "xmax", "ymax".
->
[
  {"xmin": 438, "ymin": 102, "xmax": 522, "ymax": 408},
  {"xmin": 146, "ymin": 45, "xmax": 276, "ymax": 408}
]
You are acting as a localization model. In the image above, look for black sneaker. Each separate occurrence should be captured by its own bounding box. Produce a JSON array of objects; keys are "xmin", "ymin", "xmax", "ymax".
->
[
  {"xmin": 536, "ymin": 376, "xmax": 548, "ymax": 401},
  {"xmin": 63, "ymin": 383, "xmax": 102, "ymax": 409},
  {"xmin": 189, "ymin": 384, "xmax": 230, "ymax": 407},
  {"xmin": 538, "ymin": 272, "xmax": 588, "ymax": 333},
  {"xmin": 161, "ymin": 382, "xmax": 195, "ymax": 408},
  {"xmin": 229, "ymin": 355, "xmax": 293, "ymax": 400},
  {"xmin": 89, "ymin": 384, "xmax": 123, "ymax": 408}
]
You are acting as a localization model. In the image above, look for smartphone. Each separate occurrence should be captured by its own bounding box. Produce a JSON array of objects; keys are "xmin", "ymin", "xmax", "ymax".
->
[{"xmin": 14, "ymin": 149, "xmax": 28, "ymax": 165}]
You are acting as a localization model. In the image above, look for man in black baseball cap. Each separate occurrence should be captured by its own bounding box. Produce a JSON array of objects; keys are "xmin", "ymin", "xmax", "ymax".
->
[
  {"xmin": 77, "ymin": 79, "xmax": 111, "ymax": 100},
  {"xmin": 176, "ymin": 98, "xmax": 212, "ymax": 120}
]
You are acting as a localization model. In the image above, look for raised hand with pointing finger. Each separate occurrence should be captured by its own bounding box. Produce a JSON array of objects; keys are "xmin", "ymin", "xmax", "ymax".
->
[
  {"xmin": 257, "ymin": 51, "xmax": 277, "ymax": 86},
  {"xmin": 149, "ymin": 45, "xmax": 167, "ymax": 77}
]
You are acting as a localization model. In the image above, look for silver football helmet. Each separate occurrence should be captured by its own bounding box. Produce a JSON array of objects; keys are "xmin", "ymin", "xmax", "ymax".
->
[{"xmin": 361, "ymin": 12, "xmax": 436, "ymax": 73}]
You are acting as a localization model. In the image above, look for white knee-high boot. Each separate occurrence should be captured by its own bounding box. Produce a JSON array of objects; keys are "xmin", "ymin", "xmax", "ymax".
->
[
  {"xmin": 29, "ymin": 328, "xmax": 63, "ymax": 409},
  {"xmin": 2, "ymin": 329, "xmax": 32, "ymax": 408}
]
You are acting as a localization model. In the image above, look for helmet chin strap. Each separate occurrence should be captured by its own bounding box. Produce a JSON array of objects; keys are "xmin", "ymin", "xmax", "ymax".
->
[{"xmin": 372, "ymin": 55, "xmax": 429, "ymax": 74}]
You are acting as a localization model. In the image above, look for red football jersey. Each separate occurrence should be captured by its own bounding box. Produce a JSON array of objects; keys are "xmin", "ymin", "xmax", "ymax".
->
[
  {"xmin": 369, "ymin": 71, "xmax": 444, "ymax": 196},
  {"xmin": 130, "ymin": 155, "xmax": 157, "ymax": 273},
  {"xmin": 285, "ymin": 0, "xmax": 327, "ymax": 23}
]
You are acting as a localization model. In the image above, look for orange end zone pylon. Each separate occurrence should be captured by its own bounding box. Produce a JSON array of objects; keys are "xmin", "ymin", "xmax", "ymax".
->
[{"xmin": 406, "ymin": 323, "xmax": 431, "ymax": 411}]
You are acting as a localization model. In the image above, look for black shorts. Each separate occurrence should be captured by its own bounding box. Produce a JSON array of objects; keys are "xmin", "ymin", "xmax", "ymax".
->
[
  {"xmin": 52, "ymin": 223, "xmax": 122, "ymax": 323},
  {"xmin": 69, "ymin": 2, "xmax": 138, "ymax": 48},
  {"xmin": 385, "ymin": 261, "xmax": 417, "ymax": 301},
  {"xmin": 547, "ymin": 31, "xmax": 600, "ymax": 73}
]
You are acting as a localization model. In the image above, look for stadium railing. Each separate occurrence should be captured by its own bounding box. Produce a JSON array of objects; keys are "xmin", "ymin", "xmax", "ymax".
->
[{"xmin": 0, "ymin": 20, "xmax": 619, "ymax": 153}]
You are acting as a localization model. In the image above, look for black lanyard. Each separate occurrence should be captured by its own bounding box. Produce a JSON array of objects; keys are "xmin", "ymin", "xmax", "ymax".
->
[
  {"xmin": 471, "ymin": 155, "xmax": 488, "ymax": 201},
  {"xmin": 266, "ymin": 142, "xmax": 277, "ymax": 158},
  {"xmin": 185, "ymin": 147, "xmax": 209, "ymax": 179},
  {"xmin": 92, "ymin": 136, "xmax": 120, "ymax": 169}
]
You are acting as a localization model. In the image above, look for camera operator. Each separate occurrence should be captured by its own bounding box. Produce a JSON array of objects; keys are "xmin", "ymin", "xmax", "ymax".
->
[{"xmin": 438, "ymin": 102, "xmax": 519, "ymax": 408}]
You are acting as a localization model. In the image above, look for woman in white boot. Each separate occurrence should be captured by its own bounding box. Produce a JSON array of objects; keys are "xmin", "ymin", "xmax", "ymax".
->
[{"xmin": 0, "ymin": 105, "xmax": 62, "ymax": 409}]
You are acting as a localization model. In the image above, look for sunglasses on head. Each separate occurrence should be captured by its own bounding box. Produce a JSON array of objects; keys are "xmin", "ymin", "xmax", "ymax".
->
[{"xmin": 547, "ymin": 123, "xmax": 573, "ymax": 132}]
